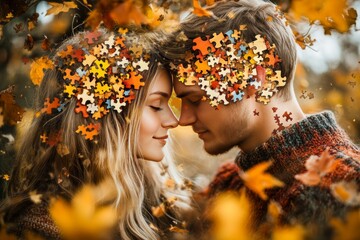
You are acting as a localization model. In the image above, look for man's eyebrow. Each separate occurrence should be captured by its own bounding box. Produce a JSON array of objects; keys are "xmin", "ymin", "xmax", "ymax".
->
[
  {"xmin": 149, "ymin": 91, "xmax": 170, "ymax": 98},
  {"xmin": 176, "ymin": 90, "xmax": 202, "ymax": 98}
]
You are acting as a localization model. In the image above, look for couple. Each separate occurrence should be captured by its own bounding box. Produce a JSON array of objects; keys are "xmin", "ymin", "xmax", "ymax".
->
[{"xmin": 1, "ymin": 0, "xmax": 360, "ymax": 239}]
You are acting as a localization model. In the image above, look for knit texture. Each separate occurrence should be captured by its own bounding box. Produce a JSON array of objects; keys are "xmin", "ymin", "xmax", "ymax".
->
[
  {"xmin": 207, "ymin": 111, "xmax": 360, "ymax": 235},
  {"xmin": 8, "ymin": 202, "xmax": 62, "ymax": 239}
]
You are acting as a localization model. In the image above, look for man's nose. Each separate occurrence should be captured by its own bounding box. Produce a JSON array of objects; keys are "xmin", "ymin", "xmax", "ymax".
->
[{"xmin": 178, "ymin": 104, "xmax": 196, "ymax": 126}]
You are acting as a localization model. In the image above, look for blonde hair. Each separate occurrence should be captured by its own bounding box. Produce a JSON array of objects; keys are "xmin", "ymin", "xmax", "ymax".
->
[{"xmin": 2, "ymin": 29, "xmax": 190, "ymax": 240}]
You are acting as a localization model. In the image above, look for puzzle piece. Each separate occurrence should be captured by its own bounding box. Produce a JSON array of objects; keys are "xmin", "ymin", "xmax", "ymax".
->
[
  {"xmin": 195, "ymin": 59, "xmax": 210, "ymax": 74},
  {"xmin": 193, "ymin": 36, "xmax": 215, "ymax": 56},
  {"xmin": 76, "ymin": 67, "xmax": 87, "ymax": 77},
  {"xmin": 210, "ymin": 32, "xmax": 225, "ymax": 48},
  {"xmin": 40, "ymin": 133, "xmax": 48, "ymax": 143},
  {"xmin": 225, "ymin": 30, "xmax": 235, "ymax": 44},
  {"xmin": 282, "ymin": 111, "xmax": 293, "ymax": 122},
  {"xmin": 249, "ymin": 35, "xmax": 267, "ymax": 54},
  {"xmin": 64, "ymin": 68, "xmax": 80, "ymax": 84},
  {"xmin": 42, "ymin": 98, "xmax": 61, "ymax": 114},
  {"xmin": 72, "ymin": 48, "xmax": 85, "ymax": 62},
  {"xmin": 83, "ymin": 54, "xmax": 97, "ymax": 67},
  {"xmin": 207, "ymin": 55, "xmax": 219, "ymax": 67},
  {"xmin": 95, "ymin": 82, "xmax": 111, "ymax": 95},
  {"xmin": 269, "ymin": 70, "xmax": 286, "ymax": 87},
  {"xmin": 110, "ymin": 99, "xmax": 126, "ymax": 113},
  {"xmin": 84, "ymin": 31, "xmax": 102, "ymax": 44},
  {"xmin": 75, "ymin": 101, "xmax": 89, "ymax": 118},
  {"xmin": 86, "ymin": 103, "xmax": 98, "ymax": 114},
  {"xmin": 77, "ymin": 89, "xmax": 95, "ymax": 105},
  {"xmin": 91, "ymin": 59, "xmax": 110, "ymax": 78},
  {"xmin": 75, "ymin": 123, "xmax": 100, "ymax": 140},
  {"xmin": 265, "ymin": 52, "xmax": 282, "ymax": 67},
  {"xmin": 132, "ymin": 58, "xmax": 149, "ymax": 72},
  {"xmin": 64, "ymin": 84, "xmax": 77, "ymax": 97},
  {"xmin": 123, "ymin": 72, "xmax": 144, "ymax": 89},
  {"xmin": 231, "ymin": 91, "xmax": 244, "ymax": 102}
]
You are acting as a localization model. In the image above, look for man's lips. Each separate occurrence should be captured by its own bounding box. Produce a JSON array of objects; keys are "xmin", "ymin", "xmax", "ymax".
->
[{"xmin": 194, "ymin": 129, "xmax": 209, "ymax": 138}]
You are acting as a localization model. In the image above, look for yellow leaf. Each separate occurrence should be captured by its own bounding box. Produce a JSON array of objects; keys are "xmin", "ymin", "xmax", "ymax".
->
[
  {"xmin": 169, "ymin": 225, "xmax": 188, "ymax": 233},
  {"xmin": 331, "ymin": 209, "xmax": 360, "ymax": 240},
  {"xmin": 330, "ymin": 181, "xmax": 360, "ymax": 206},
  {"xmin": 239, "ymin": 161, "xmax": 284, "ymax": 200},
  {"xmin": 272, "ymin": 225, "xmax": 306, "ymax": 240},
  {"xmin": 29, "ymin": 56, "xmax": 54, "ymax": 86},
  {"xmin": 290, "ymin": 0, "xmax": 356, "ymax": 33},
  {"xmin": 49, "ymin": 185, "xmax": 117, "ymax": 239},
  {"xmin": 46, "ymin": 1, "xmax": 78, "ymax": 16},
  {"xmin": 193, "ymin": 0, "xmax": 213, "ymax": 17},
  {"xmin": 152, "ymin": 203, "xmax": 166, "ymax": 218},
  {"xmin": 29, "ymin": 191, "xmax": 42, "ymax": 204},
  {"xmin": 208, "ymin": 190, "xmax": 254, "ymax": 240}
]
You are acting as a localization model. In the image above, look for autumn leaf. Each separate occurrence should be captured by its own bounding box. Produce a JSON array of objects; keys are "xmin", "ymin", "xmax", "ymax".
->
[
  {"xmin": 207, "ymin": 190, "xmax": 255, "ymax": 239},
  {"xmin": 330, "ymin": 181, "xmax": 360, "ymax": 206},
  {"xmin": 239, "ymin": 161, "xmax": 284, "ymax": 200},
  {"xmin": 272, "ymin": 225, "xmax": 306, "ymax": 240},
  {"xmin": 331, "ymin": 209, "xmax": 360, "ymax": 240},
  {"xmin": 49, "ymin": 185, "xmax": 117, "ymax": 240},
  {"xmin": 151, "ymin": 203, "xmax": 166, "ymax": 218},
  {"xmin": 169, "ymin": 225, "xmax": 188, "ymax": 234},
  {"xmin": 295, "ymin": 148, "xmax": 339, "ymax": 186},
  {"xmin": 0, "ymin": 226, "xmax": 17, "ymax": 240},
  {"xmin": 86, "ymin": 0, "xmax": 149, "ymax": 30},
  {"xmin": 293, "ymin": 30, "xmax": 316, "ymax": 50},
  {"xmin": 193, "ymin": 0, "xmax": 213, "ymax": 17},
  {"xmin": 290, "ymin": 0, "xmax": 357, "ymax": 33},
  {"xmin": 30, "ymin": 56, "xmax": 54, "ymax": 86},
  {"xmin": 29, "ymin": 191, "xmax": 42, "ymax": 204},
  {"xmin": 0, "ymin": 86, "xmax": 25, "ymax": 127},
  {"xmin": 46, "ymin": 1, "xmax": 78, "ymax": 16},
  {"xmin": 24, "ymin": 34, "xmax": 34, "ymax": 51}
]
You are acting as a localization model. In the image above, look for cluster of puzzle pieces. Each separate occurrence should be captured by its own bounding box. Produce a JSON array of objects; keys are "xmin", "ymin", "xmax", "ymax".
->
[
  {"xmin": 41, "ymin": 29, "xmax": 150, "ymax": 141},
  {"xmin": 174, "ymin": 25, "xmax": 287, "ymax": 106}
]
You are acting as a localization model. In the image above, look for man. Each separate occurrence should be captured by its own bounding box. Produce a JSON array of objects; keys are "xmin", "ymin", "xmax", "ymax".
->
[{"xmin": 161, "ymin": 0, "xmax": 360, "ymax": 236}]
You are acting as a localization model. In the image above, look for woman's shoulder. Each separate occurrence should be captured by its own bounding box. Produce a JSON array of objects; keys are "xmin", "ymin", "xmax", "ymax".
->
[{"xmin": 7, "ymin": 201, "xmax": 62, "ymax": 240}]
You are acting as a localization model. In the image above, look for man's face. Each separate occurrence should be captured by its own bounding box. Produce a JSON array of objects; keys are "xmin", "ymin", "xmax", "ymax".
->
[{"xmin": 174, "ymin": 80, "xmax": 253, "ymax": 155}]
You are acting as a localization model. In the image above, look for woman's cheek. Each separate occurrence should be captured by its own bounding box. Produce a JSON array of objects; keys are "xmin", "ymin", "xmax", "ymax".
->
[{"xmin": 139, "ymin": 109, "xmax": 160, "ymax": 139}]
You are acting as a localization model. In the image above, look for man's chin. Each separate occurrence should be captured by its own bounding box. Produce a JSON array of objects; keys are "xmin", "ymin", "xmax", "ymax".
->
[{"xmin": 203, "ymin": 141, "xmax": 233, "ymax": 155}]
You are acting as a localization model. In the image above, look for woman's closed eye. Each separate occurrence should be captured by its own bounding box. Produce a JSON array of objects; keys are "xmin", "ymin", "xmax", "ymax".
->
[{"xmin": 150, "ymin": 105, "xmax": 163, "ymax": 111}]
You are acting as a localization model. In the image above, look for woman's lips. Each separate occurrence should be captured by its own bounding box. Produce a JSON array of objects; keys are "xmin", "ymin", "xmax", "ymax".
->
[{"xmin": 153, "ymin": 135, "xmax": 168, "ymax": 145}]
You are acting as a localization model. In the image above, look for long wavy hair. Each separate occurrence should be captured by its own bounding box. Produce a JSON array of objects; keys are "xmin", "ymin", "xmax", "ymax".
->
[{"xmin": 1, "ymin": 29, "xmax": 190, "ymax": 240}]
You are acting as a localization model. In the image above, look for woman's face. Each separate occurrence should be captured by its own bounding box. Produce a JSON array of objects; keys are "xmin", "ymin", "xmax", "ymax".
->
[{"xmin": 138, "ymin": 69, "xmax": 178, "ymax": 161}]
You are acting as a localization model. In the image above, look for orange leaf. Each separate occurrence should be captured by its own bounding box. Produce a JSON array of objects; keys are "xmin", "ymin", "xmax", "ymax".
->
[
  {"xmin": 46, "ymin": 1, "xmax": 78, "ymax": 16},
  {"xmin": 193, "ymin": 0, "xmax": 213, "ymax": 17},
  {"xmin": 0, "ymin": 86, "xmax": 25, "ymax": 126},
  {"xmin": 239, "ymin": 161, "xmax": 284, "ymax": 200},
  {"xmin": 29, "ymin": 56, "xmax": 54, "ymax": 86},
  {"xmin": 290, "ymin": 0, "xmax": 357, "ymax": 33},
  {"xmin": 295, "ymin": 148, "xmax": 338, "ymax": 186}
]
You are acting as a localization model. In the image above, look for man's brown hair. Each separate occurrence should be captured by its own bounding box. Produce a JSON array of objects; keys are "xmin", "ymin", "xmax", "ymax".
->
[{"xmin": 161, "ymin": 0, "xmax": 297, "ymax": 100}]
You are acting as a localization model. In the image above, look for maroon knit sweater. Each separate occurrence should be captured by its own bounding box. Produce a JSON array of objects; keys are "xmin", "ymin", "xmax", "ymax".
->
[{"xmin": 206, "ymin": 111, "xmax": 360, "ymax": 236}]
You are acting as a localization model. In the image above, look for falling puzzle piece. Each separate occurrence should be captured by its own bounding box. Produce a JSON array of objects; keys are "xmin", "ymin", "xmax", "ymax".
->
[
  {"xmin": 282, "ymin": 111, "xmax": 293, "ymax": 122},
  {"xmin": 75, "ymin": 101, "xmax": 89, "ymax": 118}
]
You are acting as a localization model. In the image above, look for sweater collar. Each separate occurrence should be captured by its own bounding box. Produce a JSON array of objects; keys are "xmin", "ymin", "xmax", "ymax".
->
[{"xmin": 235, "ymin": 111, "xmax": 349, "ymax": 172}]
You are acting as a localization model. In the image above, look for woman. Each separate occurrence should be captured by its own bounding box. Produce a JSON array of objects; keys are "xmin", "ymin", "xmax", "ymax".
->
[{"xmin": 0, "ymin": 28, "xmax": 190, "ymax": 239}]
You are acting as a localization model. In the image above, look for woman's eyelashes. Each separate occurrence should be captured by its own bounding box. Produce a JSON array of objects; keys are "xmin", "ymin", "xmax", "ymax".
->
[{"xmin": 150, "ymin": 105, "xmax": 163, "ymax": 111}]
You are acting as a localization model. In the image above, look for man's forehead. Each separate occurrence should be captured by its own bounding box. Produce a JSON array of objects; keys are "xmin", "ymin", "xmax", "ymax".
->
[{"xmin": 173, "ymin": 80, "xmax": 203, "ymax": 98}]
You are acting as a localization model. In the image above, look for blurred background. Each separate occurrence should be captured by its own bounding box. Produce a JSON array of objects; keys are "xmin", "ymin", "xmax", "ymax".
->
[{"xmin": 1, "ymin": 0, "xmax": 360, "ymax": 196}]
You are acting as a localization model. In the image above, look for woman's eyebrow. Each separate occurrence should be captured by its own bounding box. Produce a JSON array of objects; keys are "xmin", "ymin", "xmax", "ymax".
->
[{"xmin": 149, "ymin": 91, "xmax": 170, "ymax": 98}]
